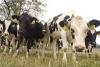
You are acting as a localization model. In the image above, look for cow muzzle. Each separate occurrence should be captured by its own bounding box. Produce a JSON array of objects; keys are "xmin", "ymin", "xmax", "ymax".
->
[{"xmin": 75, "ymin": 45, "xmax": 85, "ymax": 52}]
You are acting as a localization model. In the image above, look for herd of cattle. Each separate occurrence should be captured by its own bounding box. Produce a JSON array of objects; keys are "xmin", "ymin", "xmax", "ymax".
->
[{"xmin": 0, "ymin": 10, "xmax": 100, "ymax": 62}]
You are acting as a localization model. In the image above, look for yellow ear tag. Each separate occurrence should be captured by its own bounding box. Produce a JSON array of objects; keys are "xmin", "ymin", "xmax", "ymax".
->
[
  {"xmin": 90, "ymin": 25, "xmax": 95, "ymax": 30},
  {"xmin": 63, "ymin": 25, "xmax": 69, "ymax": 32},
  {"xmin": 92, "ymin": 25, "xmax": 95, "ymax": 28},
  {"xmin": 31, "ymin": 20, "xmax": 35, "ymax": 24}
]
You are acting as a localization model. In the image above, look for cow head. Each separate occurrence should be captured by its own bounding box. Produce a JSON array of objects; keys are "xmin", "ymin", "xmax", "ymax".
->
[
  {"xmin": 3, "ymin": 15, "xmax": 19, "ymax": 36},
  {"xmin": 70, "ymin": 16, "xmax": 89, "ymax": 52}
]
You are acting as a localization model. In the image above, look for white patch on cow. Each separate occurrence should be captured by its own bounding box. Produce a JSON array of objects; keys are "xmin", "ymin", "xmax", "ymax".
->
[
  {"xmin": 90, "ymin": 30, "xmax": 95, "ymax": 34},
  {"xmin": 17, "ymin": 24, "xmax": 19, "ymax": 31},
  {"xmin": 60, "ymin": 29, "xmax": 68, "ymax": 49},
  {"xmin": 4, "ymin": 20, "xmax": 11, "ymax": 34}
]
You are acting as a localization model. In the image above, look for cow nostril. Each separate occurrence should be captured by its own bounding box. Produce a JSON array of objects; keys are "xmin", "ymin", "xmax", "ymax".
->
[{"xmin": 75, "ymin": 46, "xmax": 85, "ymax": 52}]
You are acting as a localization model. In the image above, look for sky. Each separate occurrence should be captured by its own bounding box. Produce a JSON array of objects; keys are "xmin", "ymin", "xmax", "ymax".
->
[
  {"xmin": 42, "ymin": 0, "xmax": 100, "ymax": 21},
  {"xmin": 41, "ymin": 0, "xmax": 100, "ymax": 44}
]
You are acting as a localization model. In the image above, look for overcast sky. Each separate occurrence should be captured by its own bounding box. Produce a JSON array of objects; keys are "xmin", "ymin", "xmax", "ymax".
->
[
  {"xmin": 42, "ymin": 0, "xmax": 100, "ymax": 21},
  {"xmin": 41, "ymin": 0, "xmax": 100, "ymax": 44}
]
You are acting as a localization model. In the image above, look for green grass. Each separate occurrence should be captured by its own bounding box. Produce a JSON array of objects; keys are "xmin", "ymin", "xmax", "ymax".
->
[{"xmin": 0, "ymin": 48, "xmax": 100, "ymax": 67}]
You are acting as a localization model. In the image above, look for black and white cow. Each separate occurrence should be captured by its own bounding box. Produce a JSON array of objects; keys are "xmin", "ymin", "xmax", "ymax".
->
[
  {"xmin": 2, "ymin": 15, "xmax": 19, "ymax": 54},
  {"xmin": 13, "ymin": 13, "xmax": 48, "ymax": 57},
  {"xmin": 85, "ymin": 30, "xmax": 100, "ymax": 52},
  {"xmin": 85, "ymin": 19, "xmax": 100, "ymax": 52},
  {"xmin": 48, "ymin": 10, "xmax": 75, "ymax": 60},
  {"xmin": 69, "ymin": 15, "xmax": 91, "ymax": 63}
]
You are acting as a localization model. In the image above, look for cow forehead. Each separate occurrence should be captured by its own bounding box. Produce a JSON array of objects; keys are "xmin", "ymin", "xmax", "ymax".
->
[
  {"xmin": 71, "ymin": 16, "xmax": 88, "ymax": 38},
  {"xmin": 4, "ymin": 20, "xmax": 11, "ymax": 30}
]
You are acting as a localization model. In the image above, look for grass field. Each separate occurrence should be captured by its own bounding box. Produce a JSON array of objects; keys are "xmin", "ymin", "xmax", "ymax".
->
[{"xmin": 0, "ymin": 47, "xmax": 100, "ymax": 67}]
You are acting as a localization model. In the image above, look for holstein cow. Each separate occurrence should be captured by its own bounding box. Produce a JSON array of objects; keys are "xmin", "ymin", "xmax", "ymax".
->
[
  {"xmin": 85, "ymin": 30, "xmax": 100, "ymax": 52},
  {"xmin": 85, "ymin": 19, "xmax": 100, "ymax": 52},
  {"xmin": 49, "ymin": 11, "xmax": 74, "ymax": 61},
  {"xmin": 2, "ymin": 15, "xmax": 19, "ymax": 54},
  {"xmin": 13, "ymin": 13, "xmax": 48, "ymax": 57},
  {"xmin": 70, "ymin": 16, "xmax": 89, "ymax": 63}
]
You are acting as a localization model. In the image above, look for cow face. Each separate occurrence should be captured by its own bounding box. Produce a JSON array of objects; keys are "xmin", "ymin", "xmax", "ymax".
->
[
  {"xmin": 3, "ymin": 15, "xmax": 19, "ymax": 36},
  {"xmin": 70, "ymin": 16, "xmax": 89, "ymax": 52}
]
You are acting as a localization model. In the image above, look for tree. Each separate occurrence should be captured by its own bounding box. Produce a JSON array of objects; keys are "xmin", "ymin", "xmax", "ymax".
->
[{"xmin": 0, "ymin": 0, "xmax": 47, "ymax": 19}]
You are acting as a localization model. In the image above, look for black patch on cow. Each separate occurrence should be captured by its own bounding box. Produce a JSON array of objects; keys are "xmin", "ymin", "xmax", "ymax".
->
[
  {"xmin": 64, "ymin": 16, "xmax": 70, "ymax": 21},
  {"xmin": 8, "ymin": 22, "xmax": 17, "ymax": 37},
  {"xmin": 0, "ymin": 20, "xmax": 5, "ymax": 32},
  {"xmin": 88, "ymin": 19, "xmax": 100, "ymax": 27},
  {"xmin": 57, "ymin": 39, "xmax": 63, "ymax": 49},
  {"xmin": 49, "ymin": 23, "xmax": 58, "ymax": 33},
  {"xmin": 12, "ymin": 15, "xmax": 19, "ymax": 20},
  {"xmin": 50, "ymin": 14, "xmax": 62, "ymax": 25},
  {"xmin": 59, "ymin": 20, "xmax": 64, "ymax": 27},
  {"xmin": 59, "ymin": 15, "xmax": 70, "ymax": 27}
]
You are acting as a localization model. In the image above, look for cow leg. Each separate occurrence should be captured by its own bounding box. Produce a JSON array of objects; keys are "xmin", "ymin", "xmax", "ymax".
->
[
  {"xmin": 13, "ymin": 34, "xmax": 23, "ymax": 57},
  {"xmin": 85, "ymin": 44, "xmax": 92, "ymax": 58},
  {"xmin": 3, "ymin": 38, "xmax": 9, "ymax": 55},
  {"xmin": 51, "ymin": 39, "xmax": 57, "ymax": 59},
  {"xmin": 26, "ymin": 39, "xmax": 33, "ymax": 58},
  {"xmin": 9, "ymin": 36, "xmax": 16, "ymax": 54},
  {"xmin": 60, "ymin": 30, "xmax": 68, "ymax": 62}
]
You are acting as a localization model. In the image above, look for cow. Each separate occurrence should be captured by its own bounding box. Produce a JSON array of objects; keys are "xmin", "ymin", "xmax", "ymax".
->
[
  {"xmin": 48, "ymin": 10, "xmax": 75, "ymax": 61},
  {"xmin": 70, "ymin": 15, "xmax": 89, "ymax": 63},
  {"xmin": 85, "ymin": 30, "xmax": 100, "ymax": 53},
  {"xmin": 85, "ymin": 20, "xmax": 100, "ymax": 53},
  {"xmin": 2, "ymin": 15, "xmax": 19, "ymax": 55},
  {"xmin": 85, "ymin": 22, "xmax": 100, "ymax": 50},
  {"xmin": 13, "ymin": 13, "xmax": 49, "ymax": 57}
]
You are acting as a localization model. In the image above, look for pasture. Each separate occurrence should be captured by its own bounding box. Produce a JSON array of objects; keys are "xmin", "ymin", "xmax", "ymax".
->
[{"xmin": 0, "ymin": 47, "xmax": 100, "ymax": 67}]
